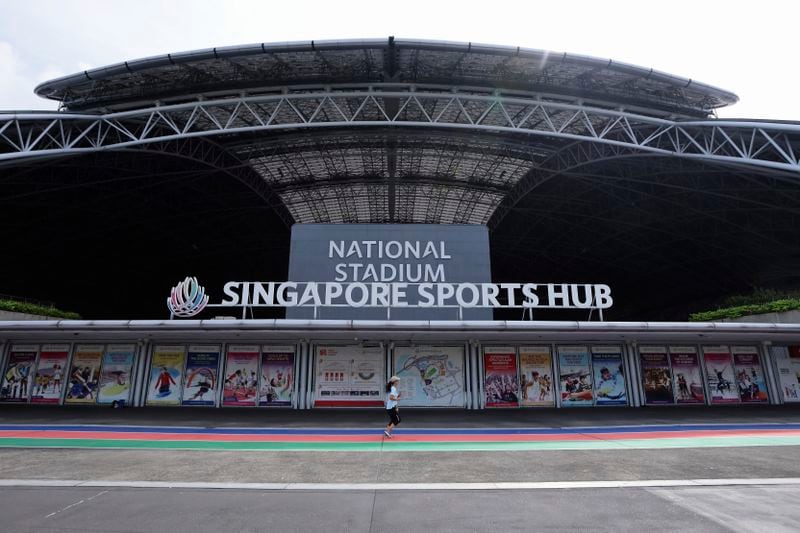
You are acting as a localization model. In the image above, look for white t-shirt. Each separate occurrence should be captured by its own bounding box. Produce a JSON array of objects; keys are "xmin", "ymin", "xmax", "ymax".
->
[{"xmin": 386, "ymin": 385, "xmax": 398, "ymax": 409}]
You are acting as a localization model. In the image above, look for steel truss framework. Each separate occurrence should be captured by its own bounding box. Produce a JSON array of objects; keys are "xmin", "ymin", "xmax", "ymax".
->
[{"xmin": 3, "ymin": 88, "xmax": 800, "ymax": 225}]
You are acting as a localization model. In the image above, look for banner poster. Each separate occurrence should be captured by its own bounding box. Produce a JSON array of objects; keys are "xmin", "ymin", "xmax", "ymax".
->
[
  {"xmin": 732, "ymin": 347, "xmax": 769, "ymax": 403},
  {"xmin": 394, "ymin": 345, "xmax": 465, "ymax": 407},
  {"xmin": 0, "ymin": 346, "xmax": 38, "ymax": 403},
  {"xmin": 30, "ymin": 344, "xmax": 69, "ymax": 404},
  {"xmin": 222, "ymin": 346, "xmax": 259, "ymax": 407},
  {"xmin": 483, "ymin": 347, "xmax": 519, "ymax": 408},
  {"xmin": 639, "ymin": 346, "xmax": 673, "ymax": 405},
  {"xmin": 558, "ymin": 346, "xmax": 593, "ymax": 406},
  {"xmin": 703, "ymin": 346, "xmax": 739, "ymax": 404},
  {"xmin": 668, "ymin": 347, "xmax": 705, "ymax": 404},
  {"xmin": 772, "ymin": 346, "xmax": 800, "ymax": 403},
  {"xmin": 259, "ymin": 347, "xmax": 295, "ymax": 407},
  {"xmin": 96, "ymin": 345, "xmax": 135, "ymax": 405},
  {"xmin": 315, "ymin": 345, "xmax": 384, "ymax": 407},
  {"xmin": 519, "ymin": 346, "xmax": 554, "ymax": 407},
  {"xmin": 146, "ymin": 346, "xmax": 186, "ymax": 406},
  {"xmin": 65, "ymin": 345, "xmax": 103, "ymax": 404},
  {"xmin": 592, "ymin": 346, "xmax": 627, "ymax": 406},
  {"xmin": 181, "ymin": 346, "xmax": 220, "ymax": 406}
]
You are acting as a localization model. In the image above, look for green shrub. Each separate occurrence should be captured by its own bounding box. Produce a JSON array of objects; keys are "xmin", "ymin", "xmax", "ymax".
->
[
  {"xmin": 689, "ymin": 299, "xmax": 800, "ymax": 322},
  {"xmin": 0, "ymin": 299, "xmax": 81, "ymax": 320}
]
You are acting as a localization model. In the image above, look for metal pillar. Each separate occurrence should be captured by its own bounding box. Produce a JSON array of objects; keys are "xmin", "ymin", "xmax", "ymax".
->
[
  {"xmin": 476, "ymin": 342, "xmax": 485, "ymax": 409},
  {"xmin": 297, "ymin": 341, "xmax": 307, "ymax": 409},
  {"xmin": 135, "ymin": 341, "xmax": 151, "ymax": 407},
  {"xmin": 305, "ymin": 342, "xmax": 314, "ymax": 410},
  {"xmin": 463, "ymin": 341, "xmax": 472, "ymax": 410},
  {"xmin": 625, "ymin": 342, "xmax": 642, "ymax": 407},
  {"xmin": 761, "ymin": 341, "xmax": 781, "ymax": 405}
]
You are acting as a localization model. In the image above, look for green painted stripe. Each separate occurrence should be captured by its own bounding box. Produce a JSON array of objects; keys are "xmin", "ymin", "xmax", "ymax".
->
[{"xmin": 0, "ymin": 435, "xmax": 799, "ymax": 452}]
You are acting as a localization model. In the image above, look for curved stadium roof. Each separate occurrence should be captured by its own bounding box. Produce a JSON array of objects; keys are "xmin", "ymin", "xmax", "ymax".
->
[
  {"xmin": 2, "ymin": 38, "xmax": 799, "ymax": 320},
  {"xmin": 36, "ymin": 38, "xmax": 736, "ymax": 117}
]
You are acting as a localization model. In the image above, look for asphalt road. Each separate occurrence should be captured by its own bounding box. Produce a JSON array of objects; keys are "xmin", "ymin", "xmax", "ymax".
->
[{"xmin": 1, "ymin": 484, "xmax": 798, "ymax": 533}]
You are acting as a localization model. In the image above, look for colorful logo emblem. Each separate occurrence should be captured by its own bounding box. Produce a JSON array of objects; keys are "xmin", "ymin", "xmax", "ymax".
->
[{"xmin": 167, "ymin": 277, "xmax": 209, "ymax": 317}]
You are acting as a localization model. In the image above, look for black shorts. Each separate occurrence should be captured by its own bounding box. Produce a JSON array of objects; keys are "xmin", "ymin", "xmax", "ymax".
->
[{"xmin": 386, "ymin": 407, "xmax": 400, "ymax": 426}]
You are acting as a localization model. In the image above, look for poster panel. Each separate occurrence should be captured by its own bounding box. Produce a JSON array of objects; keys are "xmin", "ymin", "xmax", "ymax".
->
[
  {"xmin": 558, "ymin": 346, "xmax": 593, "ymax": 407},
  {"xmin": 592, "ymin": 346, "xmax": 627, "ymax": 406},
  {"xmin": 639, "ymin": 346, "xmax": 673, "ymax": 405},
  {"xmin": 772, "ymin": 346, "xmax": 800, "ymax": 403},
  {"xmin": 65, "ymin": 345, "xmax": 103, "ymax": 404},
  {"xmin": 703, "ymin": 346, "xmax": 739, "ymax": 404},
  {"xmin": 0, "ymin": 346, "xmax": 38, "ymax": 403},
  {"xmin": 146, "ymin": 346, "xmax": 186, "ymax": 406},
  {"xmin": 668, "ymin": 346, "xmax": 705, "ymax": 404},
  {"xmin": 181, "ymin": 346, "xmax": 220, "ymax": 406},
  {"xmin": 483, "ymin": 347, "xmax": 519, "ymax": 408},
  {"xmin": 519, "ymin": 346, "xmax": 554, "ymax": 407},
  {"xmin": 315, "ymin": 345, "xmax": 384, "ymax": 407},
  {"xmin": 30, "ymin": 344, "xmax": 69, "ymax": 404},
  {"xmin": 732, "ymin": 346, "xmax": 768, "ymax": 403},
  {"xmin": 97, "ymin": 345, "xmax": 135, "ymax": 405},
  {"xmin": 222, "ymin": 346, "xmax": 259, "ymax": 407},
  {"xmin": 259, "ymin": 346, "xmax": 295, "ymax": 407},
  {"xmin": 393, "ymin": 345, "xmax": 465, "ymax": 407}
]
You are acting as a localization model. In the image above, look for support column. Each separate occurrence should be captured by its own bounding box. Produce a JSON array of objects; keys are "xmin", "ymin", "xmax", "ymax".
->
[
  {"xmin": 292, "ymin": 342, "xmax": 301, "ymax": 409},
  {"xmin": 476, "ymin": 341, "xmax": 485, "ymax": 409},
  {"xmin": 131, "ymin": 340, "xmax": 146, "ymax": 407},
  {"xmin": 761, "ymin": 341, "xmax": 781, "ymax": 405},
  {"xmin": 0, "ymin": 341, "xmax": 7, "ymax": 380},
  {"xmin": 626, "ymin": 341, "xmax": 642, "ymax": 407},
  {"xmin": 463, "ymin": 341, "xmax": 472, "ymax": 410},
  {"xmin": 305, "ymin": 342, "xmax": 314, "ymax": 410},
  {"xmin": 135, "ymin": 340, "xmax": 151, "ymax": 407},
  {"xmin": 297, "ymin": 341, "xmax": 308, "ymax": 410},
  {"xmin": 215, "ymin": 344, "xmax": 227, "ymax": 408}
]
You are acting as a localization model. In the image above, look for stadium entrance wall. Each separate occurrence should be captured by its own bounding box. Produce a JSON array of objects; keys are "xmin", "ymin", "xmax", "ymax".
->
[{"xmin": 1, "ymin": 320, "xmax": 799, "ymax": 409}]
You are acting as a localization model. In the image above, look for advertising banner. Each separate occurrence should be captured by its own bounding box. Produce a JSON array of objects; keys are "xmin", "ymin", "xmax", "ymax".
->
[
  {"xmin": 732, "ymin": 347, "xmax": 768, "ymax": 403},
  {"xmin": 558, "ymin": 346, "xmax": 593, "ymax": 406},
  {"xmin": 519, "ymin": 346, "xmax": 554, "ymax": 407},
  {"xmin": 772, "ymin": 346, "xmax": 800, "ymax": 403},
  {"xmin": 30, "ymin": 344, "xmax": 68, "ymax": 404},
  {"xmin": 393, "ymin": 345, "xmax": 465, "ymax": 407},
  {"xmin": 65, "ymin": 345, "xmax": 103, "ymax": 404},
  {"xmin": 703, "ymin": 346, "xmax": 739, "ymax": 404},
  {"xmin": 146, "ymin": 346, "xmax": 186, "ymax": 406},
  {"xmin": 639, "ymin": 346, "xmax": 673, "ymax": 405},
  {"xmin": 97, "ymin": 345, "xmax": 135, "ymax": 405},
  {"xmin": 483, "ymin": 347, "xmax": 519, "ymax": 408},
  {"xmin": 259, "ymin": 346, "xmax": 295, "ymax": 407},
  {"xmin": 315, "ymin": 345, "xmax": 384, "ymax": 407},
  {"xmin": 1, "ymin": 346, "xmax": 38, "ymax": 402},
  {"xmin": 223, "ymin": 346, "xmax": 260, "ymax": 406},
  {"xmin": 592, "ymin": 346, "xmax": 627, "ymax": 405},
  {"xmin": 181, "ymin": 346, "xmax": 220, "ymax": 406},
  {"xmin": 668, "ymin": 347, "xmax": 705, "ymax": 404}
]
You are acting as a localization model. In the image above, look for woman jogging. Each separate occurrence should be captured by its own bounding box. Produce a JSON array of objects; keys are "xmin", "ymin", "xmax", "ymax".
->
[{"xmin": 384, "ymin": 375, "xmax": 401, "ymax": 439}]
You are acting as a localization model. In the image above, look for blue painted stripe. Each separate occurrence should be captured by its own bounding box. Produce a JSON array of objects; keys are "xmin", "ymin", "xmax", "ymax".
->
[{"xmin": 0, "ymin": 423, "xmax": 799, "ymax": 435}]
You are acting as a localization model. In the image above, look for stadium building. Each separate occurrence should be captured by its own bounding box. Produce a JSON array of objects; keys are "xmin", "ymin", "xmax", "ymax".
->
[{"xmin": 1, "ymin": 38, "xmax": 799, "ymax": 409}]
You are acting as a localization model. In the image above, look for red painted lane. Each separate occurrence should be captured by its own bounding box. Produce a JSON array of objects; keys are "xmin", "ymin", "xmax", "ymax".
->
[{"xmin": 0, "ymin": 428, "xmax": 799, "ymax": 443}]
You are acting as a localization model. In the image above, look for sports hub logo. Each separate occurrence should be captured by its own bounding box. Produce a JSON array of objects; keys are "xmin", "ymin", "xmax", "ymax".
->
[{"xmin": 167, "ymin": 277, "xmax": 209, "ymax": 317}]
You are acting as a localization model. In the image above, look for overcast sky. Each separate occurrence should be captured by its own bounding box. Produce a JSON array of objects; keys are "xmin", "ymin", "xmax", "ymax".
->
[{"xmin": 1, "ymin": 0, "xmax": 797, "ymax": 120}]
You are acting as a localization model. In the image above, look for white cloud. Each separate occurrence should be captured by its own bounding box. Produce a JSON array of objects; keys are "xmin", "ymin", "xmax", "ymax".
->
[{"xmin": 0, "ymin": 41, "xmax": 57, "ymax": 110}]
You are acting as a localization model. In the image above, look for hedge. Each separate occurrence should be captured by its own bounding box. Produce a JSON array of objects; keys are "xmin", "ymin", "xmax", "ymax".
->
[
  {"xmin": 689, "ymin": 299, "xmax": 800, "ymax": 322},
  {"xmin": 0, "ymin": 299, "xmax": 81, "ymax": 320}
]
